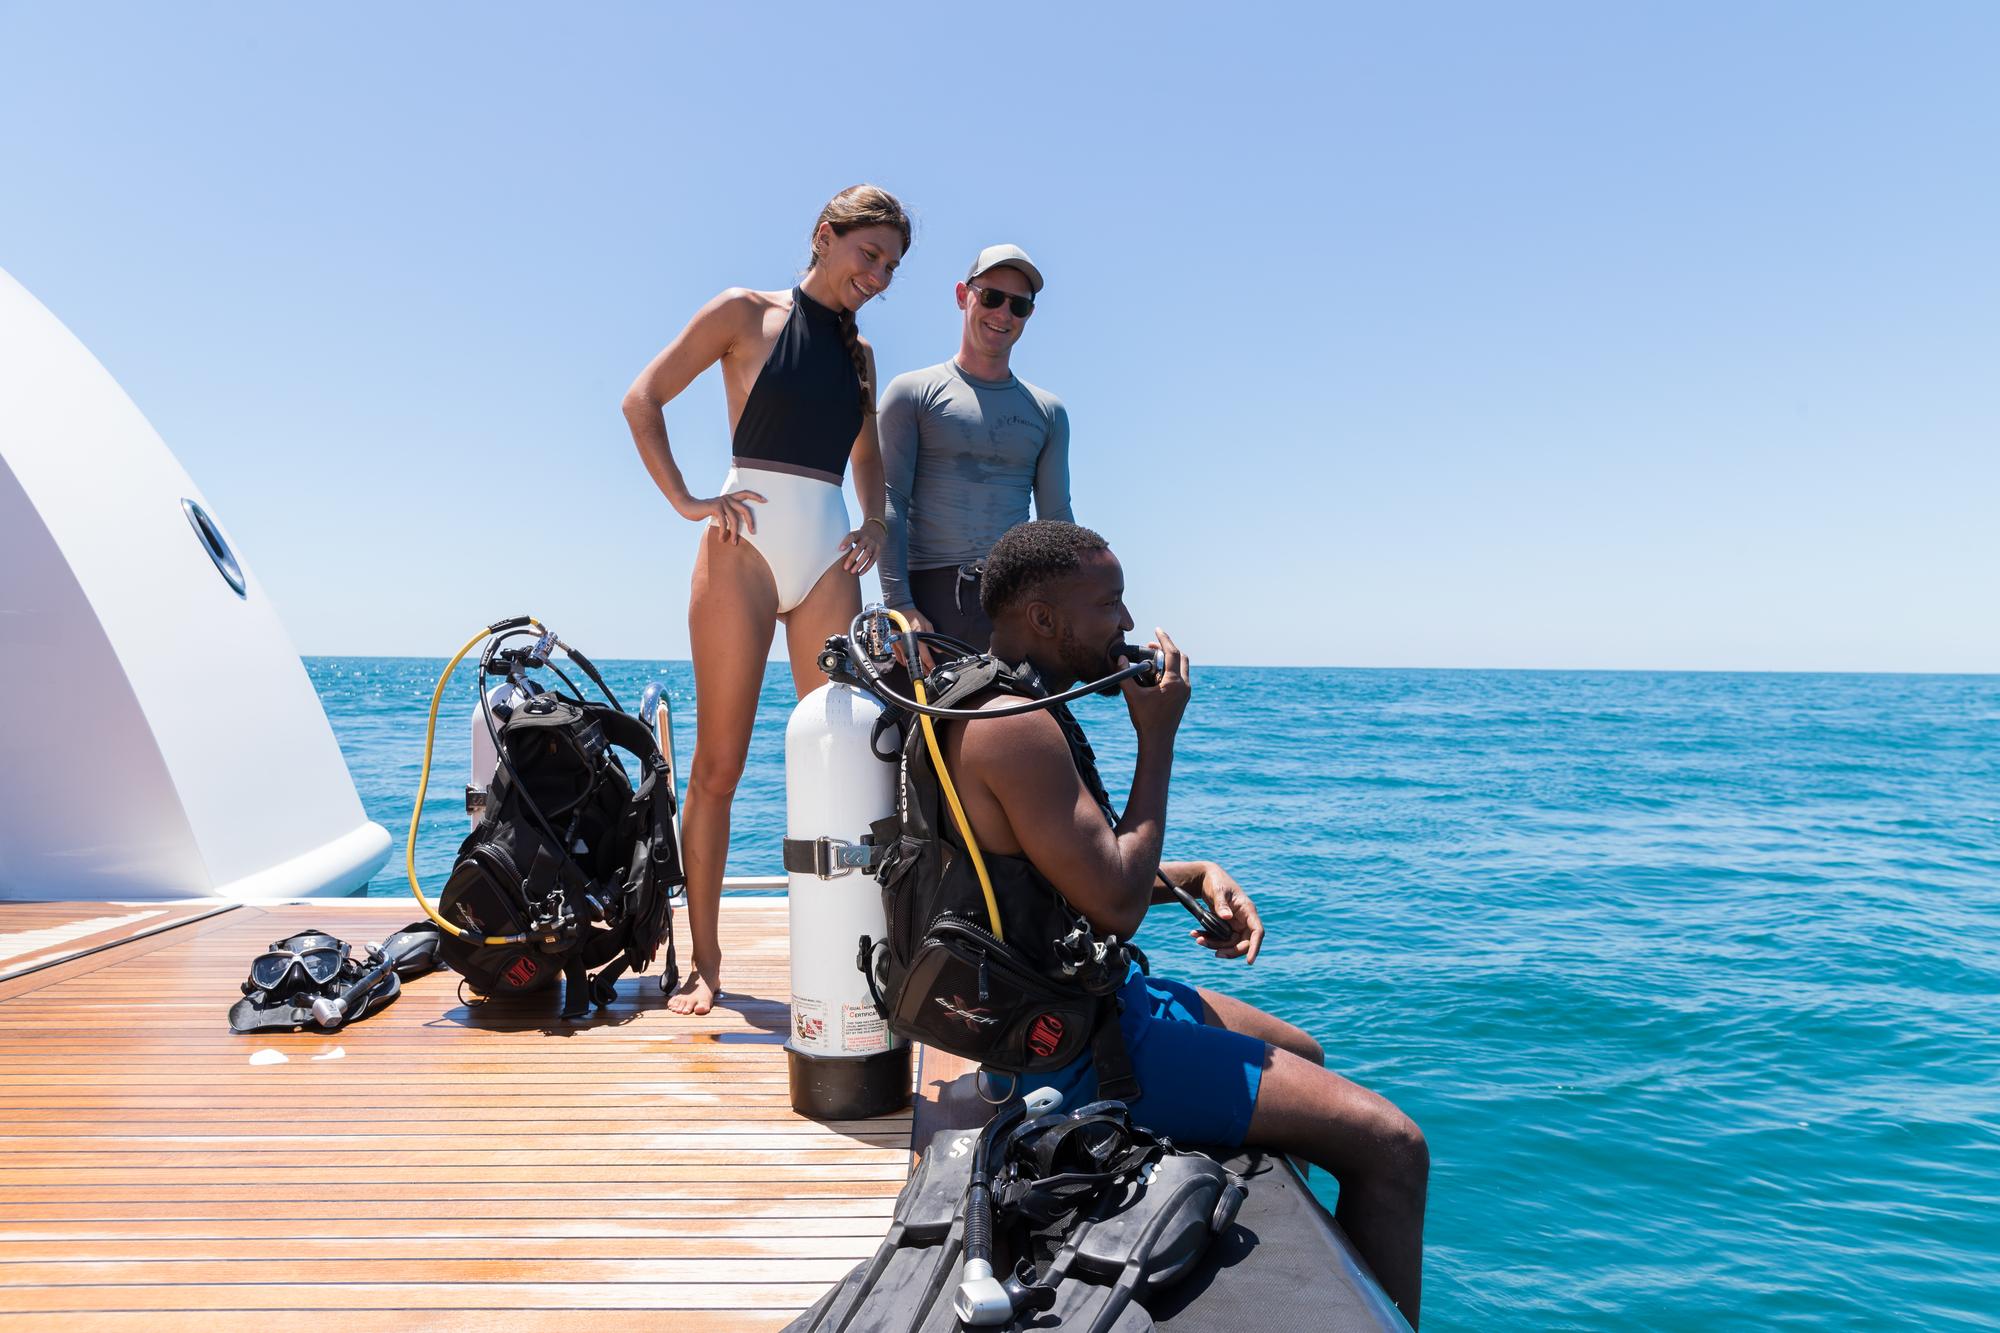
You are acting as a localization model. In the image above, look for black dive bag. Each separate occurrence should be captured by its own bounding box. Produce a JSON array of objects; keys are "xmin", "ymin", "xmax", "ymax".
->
[
  {"xmin": 437, "ymin": 694, "xmax": 682, "ymax": 1014},
  {"xmin": 868, "ymin": 656, "xmax": 1140, "ymax": 1096}
]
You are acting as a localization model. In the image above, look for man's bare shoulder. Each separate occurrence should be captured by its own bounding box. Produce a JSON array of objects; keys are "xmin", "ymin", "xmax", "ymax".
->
[{"xmin": 950, "ymin": 696, "xmax": 1072, "ymax": 778}]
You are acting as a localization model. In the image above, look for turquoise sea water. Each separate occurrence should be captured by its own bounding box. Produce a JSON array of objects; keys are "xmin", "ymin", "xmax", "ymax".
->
[{"xmin": 309, "ymin": 659, "xmax": 2000, "ymax": 1330}]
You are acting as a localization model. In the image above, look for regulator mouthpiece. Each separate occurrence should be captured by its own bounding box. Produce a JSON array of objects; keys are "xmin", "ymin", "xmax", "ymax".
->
[{"xmin": 1109, "ymin": 642, "xmax": 1164, "ymax": 691}]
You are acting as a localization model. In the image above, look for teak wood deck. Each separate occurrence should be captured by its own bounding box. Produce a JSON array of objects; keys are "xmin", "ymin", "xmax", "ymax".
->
[{"xmin": 0, "ymin": 898, "xmax": 978, "ymax": 1331}]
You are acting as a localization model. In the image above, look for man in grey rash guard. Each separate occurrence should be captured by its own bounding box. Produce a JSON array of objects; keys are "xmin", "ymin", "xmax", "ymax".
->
[{"xmin": 877, "ymin": 243, "xmax": 1071, "ymax": 647}]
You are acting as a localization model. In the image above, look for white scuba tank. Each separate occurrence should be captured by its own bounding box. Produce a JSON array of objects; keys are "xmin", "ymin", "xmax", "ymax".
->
[
  {"xmin": 467, "ymin": 682, "xmax": 523, "ymax": 825},
  {"xmin": 783, "ymin": 680, "xmax": 911, "ymax": 1119}
]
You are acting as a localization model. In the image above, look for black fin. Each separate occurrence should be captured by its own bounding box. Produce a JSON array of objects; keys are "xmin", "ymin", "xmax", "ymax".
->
[
  {"xmin": 783, "ymin": 1130, "xmax": 979, "ymax": 1332},
  {"xmin": 383, "ymin": 921, "xmax": 444, "ymax": 979}
]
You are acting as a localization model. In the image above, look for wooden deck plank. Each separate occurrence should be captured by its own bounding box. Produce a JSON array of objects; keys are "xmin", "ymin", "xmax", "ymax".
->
[
  {"xmin": 0, "ymin": 1217, "xmax": 893, "ymax": 1240},
  {"xmin": 0, "ymin": 901, "xmax": 232, "ymax": 982},
  {"xmin": 0, "ymin": 1139, "xmax": 907, "ymax": 1158},
  {"xmin": 0, "ymin": 1181, "xmax": 902, "ymax": 1202},
  {"xmin": 909, "ymin": 1043, "xmax": 994, "ymax": 1162},
  {"xmin": 0, "ymin": 1129, "xmax": 908, "ymax": 1145},
  {"xmin": 4, "ymin": 1257, "xmax": 862, "ymax": 1283},
  {"xmin": 0, "ymin": 1283, "xmax": 835, "ymax": 1311},
  {"xmin": 1, "ymin": 1236, "xmax": 883, "ymax": 1260},
  {"xmin": 0, "ymin": 898, "xmax": 912, "ymax": 1323},
  {"xmin": 0, "ymin": 908, "xmax": 247, "ymax": 1004},
  {"xmin": 0, "ymin": 1194, "xmax": 898, "ymax": 1215},
  {"xmin": 0, "ymin": 1116, "xmax": 892, "ymax": 1131},
  {"xmin": 0, "ymin": 1317, "xmax": 794, "ymax": 1333}
]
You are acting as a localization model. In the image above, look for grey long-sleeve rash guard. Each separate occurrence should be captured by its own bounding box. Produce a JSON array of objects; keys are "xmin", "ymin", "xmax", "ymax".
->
[{"xmin": 876, "ymin": 360, "xmax": 1072, "ymax": 611}]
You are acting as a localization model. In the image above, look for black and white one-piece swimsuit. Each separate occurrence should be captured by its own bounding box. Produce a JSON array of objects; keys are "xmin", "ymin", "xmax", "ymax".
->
[{"xmin": 720, "ymin": 287, "xmax": 863, "ymax": 611}]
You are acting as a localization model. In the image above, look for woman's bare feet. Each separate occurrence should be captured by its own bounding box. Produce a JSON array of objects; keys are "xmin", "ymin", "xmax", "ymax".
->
[{"xmin": 667, "ymin": 968, "xmax": 720, "ymax": 1016}]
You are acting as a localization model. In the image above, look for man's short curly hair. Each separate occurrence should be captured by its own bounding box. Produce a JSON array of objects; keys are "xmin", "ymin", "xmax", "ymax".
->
[{"xmin": 980, "ymin": 520, "xmax": 1113, "ymax": 619}]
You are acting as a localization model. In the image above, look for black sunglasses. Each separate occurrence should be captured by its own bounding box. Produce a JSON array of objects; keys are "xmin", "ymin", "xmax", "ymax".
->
[{"xmin": 968, "ymin": 283, "xmax": 1034, "ymax": 318}]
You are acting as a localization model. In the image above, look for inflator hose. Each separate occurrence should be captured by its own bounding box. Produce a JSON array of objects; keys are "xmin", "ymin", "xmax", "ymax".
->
[
  {"xmin": 405, "ymin": 618, "xmax": 545, "ymax": 946},
  {"xmin": 882, "ymin": 609, "xmax": 1009, "ymax": 942}
]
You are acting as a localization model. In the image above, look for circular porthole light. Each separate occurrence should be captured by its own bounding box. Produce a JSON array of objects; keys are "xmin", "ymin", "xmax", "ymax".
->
[{"xmin": 181, "ymin": 498, "xmax": 247, "ymax": 598}]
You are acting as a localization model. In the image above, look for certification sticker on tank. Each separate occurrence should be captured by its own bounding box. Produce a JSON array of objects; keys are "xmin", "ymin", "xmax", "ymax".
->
[
  {"xmin": 842, "ymin": 1003, "xmax": 889, "ymax": 1053},
  {"xmin": 792, "ymin": 997, "xmax": 828, "ymax": 1049}
]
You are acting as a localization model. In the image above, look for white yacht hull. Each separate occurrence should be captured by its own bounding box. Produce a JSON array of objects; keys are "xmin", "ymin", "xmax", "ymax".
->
[{"xmin": 0, "ymin": 269, "xmax": 389, "ymax": 901}]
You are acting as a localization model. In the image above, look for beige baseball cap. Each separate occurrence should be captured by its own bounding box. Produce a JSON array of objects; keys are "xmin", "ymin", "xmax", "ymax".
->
[{"xmin": 966, "ymin": 243, "xmax": 1044, "ymax": 295}]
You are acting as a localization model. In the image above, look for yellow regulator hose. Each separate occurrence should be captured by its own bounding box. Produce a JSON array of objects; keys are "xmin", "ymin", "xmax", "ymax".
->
[
  {"xmin": 406, "ymin": 621, "xmax": 544, "ymax": 944},
  {"xmin": 882, "ymin": 609, "xmax": 1006, "ymax": 941}
]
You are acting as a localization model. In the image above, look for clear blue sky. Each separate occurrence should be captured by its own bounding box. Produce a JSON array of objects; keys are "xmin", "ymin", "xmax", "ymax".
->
[{"xmin": 4, "ymin": 3, "xmax": 1994, "ymax": 670}]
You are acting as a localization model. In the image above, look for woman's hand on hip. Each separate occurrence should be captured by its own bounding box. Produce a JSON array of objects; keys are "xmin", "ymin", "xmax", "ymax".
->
[
  {"xmin": 677, "ymin": 489, "xmax": 765, "ymax": 541},
  {"xmin": 839, "ymin": 522, "xmax": 884, "ymax": 574}
]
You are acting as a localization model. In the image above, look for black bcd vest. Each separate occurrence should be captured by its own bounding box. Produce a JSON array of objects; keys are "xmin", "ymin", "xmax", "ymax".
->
[
  {"xmin": 437, "ymin": 695, "xmax": 683, "ymax": 1016},
  {"xmin": 868, "ymin": 658, "xmax": 1142, "ymax": 1100}
]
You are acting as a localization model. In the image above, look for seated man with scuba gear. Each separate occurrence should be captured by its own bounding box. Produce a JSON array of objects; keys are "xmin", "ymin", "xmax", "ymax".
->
[{"xmin": 866, "ymin": 519, "xmax": 1430, "ymax": 1328}]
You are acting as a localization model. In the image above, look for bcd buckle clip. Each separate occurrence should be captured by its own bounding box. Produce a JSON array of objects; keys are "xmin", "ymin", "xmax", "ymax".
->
[{"xmin": 783, "ymin": 836, "xmax": 882, "ymax": 879}]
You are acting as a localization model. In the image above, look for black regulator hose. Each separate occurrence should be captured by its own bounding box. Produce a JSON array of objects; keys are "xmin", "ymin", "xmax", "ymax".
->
[
  {"xmin": 834, "ymin": 607, "xmax": 1229, "ymax": 948},
  {"xmin": 840, "ymin": 609, "xmax": 1164, "ymax": 722}
]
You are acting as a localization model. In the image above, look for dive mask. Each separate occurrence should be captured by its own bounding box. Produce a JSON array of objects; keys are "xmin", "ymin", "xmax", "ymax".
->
[{"xmin": 243, "ymin": 932, "xmax": 350, "ymax": 998}]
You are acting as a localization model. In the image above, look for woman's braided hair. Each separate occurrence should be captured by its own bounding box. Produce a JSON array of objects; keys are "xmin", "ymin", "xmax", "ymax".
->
[{"xmin": 806, "ymin": 184, "xmax": 911, "ymax": 415}]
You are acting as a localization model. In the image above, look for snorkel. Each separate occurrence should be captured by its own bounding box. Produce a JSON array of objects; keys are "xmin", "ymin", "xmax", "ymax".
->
[{"xmin": 956, "ymin": 1084, "xmax": 1066, "ymax": 1326}]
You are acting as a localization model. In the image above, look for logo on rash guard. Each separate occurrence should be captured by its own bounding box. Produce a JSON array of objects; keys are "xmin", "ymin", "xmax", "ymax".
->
[
  {"xmin": 934, "ymin": 995, "xmax": 999, "ymax": 1030},
  {"xmin": 1026, "ymin": 1013, "xmax": 1066, "ymax": 1058}
]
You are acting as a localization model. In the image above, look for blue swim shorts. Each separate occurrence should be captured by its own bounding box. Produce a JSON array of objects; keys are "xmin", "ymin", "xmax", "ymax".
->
[{"xmin": 1001, "ymin": 967, "xmax": 1267, "ymax": 1148}]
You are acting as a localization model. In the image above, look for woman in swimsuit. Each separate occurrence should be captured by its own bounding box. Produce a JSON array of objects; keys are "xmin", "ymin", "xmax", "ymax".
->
[{"xmin": 623, "ymin": 184, "xmax": 910, "ymax": 1015}]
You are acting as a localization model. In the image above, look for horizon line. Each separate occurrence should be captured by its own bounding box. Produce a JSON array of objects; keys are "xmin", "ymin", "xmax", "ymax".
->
[{"xmin": 297, "ymin": 654, "xmax": 1998, "ymax": 679}]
